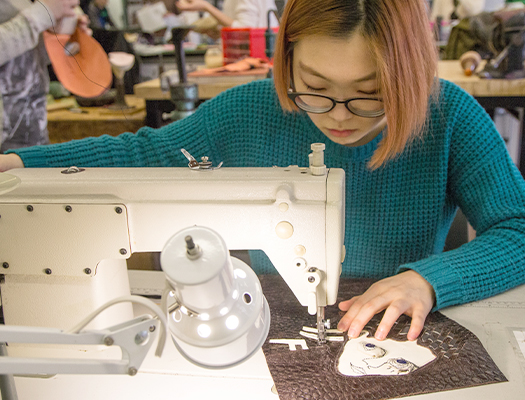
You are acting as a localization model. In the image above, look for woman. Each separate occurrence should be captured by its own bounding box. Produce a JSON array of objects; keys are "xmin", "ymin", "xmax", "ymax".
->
[
  {"xmin": 175, "ymin": 0, "xmax": 279, "ymax": 28},
  {"xmin": 2, "ymin": 0, "xmax": 525, "ymax": 342},
  {"xmin": 0, "ymin": 0, "xmax": 80, "ymax": 153}
]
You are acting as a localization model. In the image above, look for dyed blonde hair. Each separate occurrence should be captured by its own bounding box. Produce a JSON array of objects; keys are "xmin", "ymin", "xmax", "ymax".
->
[{"xmin": 273, "ymin": 0, "xmax": 439, "ymax": 169}]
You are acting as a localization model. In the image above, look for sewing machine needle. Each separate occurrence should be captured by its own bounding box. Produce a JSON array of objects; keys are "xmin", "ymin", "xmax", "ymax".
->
[{"xmin": 317, "ymin": 306, "xmax": 327, "ymax": 344}]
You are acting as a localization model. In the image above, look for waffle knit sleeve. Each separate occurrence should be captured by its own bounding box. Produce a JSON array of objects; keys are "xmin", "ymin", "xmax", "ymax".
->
[
  {"xmin": 7, "ymin": 96, "xmax": 221, "ymax": 168},
  {"xmin": 0, "ymin": 2, "xmax": 52, "ymax": 67},
  {"xmin": 398, "ymin": 81, "xmax": 525, "ymax": 310}
]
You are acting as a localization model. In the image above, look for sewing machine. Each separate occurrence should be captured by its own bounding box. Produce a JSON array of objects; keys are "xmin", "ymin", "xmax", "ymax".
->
[
  {"xmin": 2, "ymin": 148, "xmax": 525, "ymax": 400},
  {"xmin": 0, "ymin": 145, "xmax": 345, "ymax": 371}
]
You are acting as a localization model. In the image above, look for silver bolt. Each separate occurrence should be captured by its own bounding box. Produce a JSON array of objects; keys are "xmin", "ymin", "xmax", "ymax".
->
[
  {"xmin": 185, "ymin": 235, "xmax": 201, "ymax": 259},
  {"xmin": 135, "ymin": 331, "xmax": 149, "ymax": 345},
  {"xmin": 104, "ymin": 336, "xmax": 114, "ymax": 346},
  {"xmin": 128, "ymin": 367, "xmax": 138, "ymax": 376}
]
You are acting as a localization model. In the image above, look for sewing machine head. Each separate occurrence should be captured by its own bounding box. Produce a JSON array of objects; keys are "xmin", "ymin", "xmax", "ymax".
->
[{"xmin": 0, "ymin": 145, "xmax": 345, "ymax": 346}]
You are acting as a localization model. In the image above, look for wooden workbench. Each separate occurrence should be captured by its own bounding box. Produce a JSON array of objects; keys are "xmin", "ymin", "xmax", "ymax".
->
[
  {"xmin": 134, "ymin": 60, "xmax": 525, "ymax": 100},
  {"xmin": 133, "ymin": 69, "xmax": 269, "ymax": 128},
  {"xmin": 47, "ymin": 95, "xmax": 146, "ymax": 143},
  {"xmin": 133, "ymin": 75, "xmax": 268, "ymax": 101},
  {"xmin": 437, "ymin": 60, "xmax": 525, "ymax": 96}
]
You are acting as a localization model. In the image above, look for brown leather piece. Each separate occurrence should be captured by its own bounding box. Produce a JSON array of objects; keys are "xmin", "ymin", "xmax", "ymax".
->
[
  {"xmin": 43, "ymin": 28, "xmax": 112, "ymax": 98},
  {"xmin": 260, "ymin": 276, "xmax": 507, "ymax": 400}
]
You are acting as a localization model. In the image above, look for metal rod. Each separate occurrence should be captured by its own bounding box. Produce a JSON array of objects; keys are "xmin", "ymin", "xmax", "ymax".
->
[{"xmin": 0, "ymin": 343, "xmax": 18, "ymax": 400}]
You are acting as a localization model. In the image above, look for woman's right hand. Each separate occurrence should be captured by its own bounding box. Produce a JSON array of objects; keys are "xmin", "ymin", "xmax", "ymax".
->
[{"xmin": 0, "ymin": 154, "xmax": 24, "ymax": 172}]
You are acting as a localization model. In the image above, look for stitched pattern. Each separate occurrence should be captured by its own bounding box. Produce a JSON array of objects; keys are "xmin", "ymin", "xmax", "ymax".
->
[{"xmin": 261, "ymin": 275, "xmax": 507, "ymax": 400}]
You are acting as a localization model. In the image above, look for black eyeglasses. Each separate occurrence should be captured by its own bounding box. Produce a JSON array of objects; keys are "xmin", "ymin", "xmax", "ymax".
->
[{"xmin": 287, "ymin": 90, "xmax": 384, "ymax": 118}]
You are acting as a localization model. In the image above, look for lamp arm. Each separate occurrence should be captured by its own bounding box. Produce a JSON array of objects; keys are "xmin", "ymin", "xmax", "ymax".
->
[
  {"xmin": 0, "ymin": 296, "xmax": 168, "ymax": 376},
  {"xmin": 67, "ymin": 295, "xmax": 168, "ymax": 357}
]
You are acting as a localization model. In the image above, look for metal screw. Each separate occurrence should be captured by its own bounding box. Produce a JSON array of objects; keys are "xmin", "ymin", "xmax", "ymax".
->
[
  {"xmin": 2, "ymin": 262, "xmax": 9, "ymax": 269},
  {"xmin": 185, "ymin": 235, "xmax": 195, "ymax": 251},
  {"xmin": 26, "ymin": 205, "xmax": 33, "ymax": 212},
  {"xmin": 104, "ymin": 336, "xmax": 114, "ymax": 346},
  {"xmin": 149, "ymin": 325, "xmax": 156, "ymax": 332},
  {"xmin": 308, "ymin": 267, "xmax": 316, "ymax": 273},
  {"xmin": 84, "ymin": 268, "xmax": 91, "ymax": 275},
  {"xmin": 119, "ymin": 248, "xmax": 127, "ymax": 255},
  {"xmin": 44, "ymin": 268, "xmax": 52, "ymax": 275},
  {"xmin": 308, "ymin": 276, "xmax": 315, "ymax": 283},
  {"xmin": 185, "ymin": 235, "xmax": 201, "ymax": 259},
  {"xmin": 135, "ymin": 331, "xmax": 149, "ymax": 345},
  {"xmin": 115, "ymin": 207, "xmax": 122, "ymax": 214},
  {"xmin": 128, "ymin": 367, "xmax": 138, "ymax": 376},
  {"xmin": 65, "ymin": 205, "xmax": 72, "ymax": 213}
]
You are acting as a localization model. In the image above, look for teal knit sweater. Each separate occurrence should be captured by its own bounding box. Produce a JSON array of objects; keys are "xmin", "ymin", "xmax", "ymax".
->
[{"xmin": 9, "ymin": 78, "xmax": 525, "ymax": 311}]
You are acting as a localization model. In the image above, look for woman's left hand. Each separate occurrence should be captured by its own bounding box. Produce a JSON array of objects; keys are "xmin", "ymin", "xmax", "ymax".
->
[{"xmin": 337, "ymin": 270, "xmax": 435, "ymax": 341}]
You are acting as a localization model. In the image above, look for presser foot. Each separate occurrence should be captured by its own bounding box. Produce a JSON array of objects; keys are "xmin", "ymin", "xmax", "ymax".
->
[
  {"xmin": 299, "ymin": 307, "xmax": 344, "ymax": 344},
  {"xmin": 299, "ymin": 326, "xmax": 344, "ymax": 343}
]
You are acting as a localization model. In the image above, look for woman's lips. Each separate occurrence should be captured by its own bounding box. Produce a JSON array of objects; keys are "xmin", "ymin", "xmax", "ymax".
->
[{"xmin": 328, "ymin": 129, "xmax": 357, "ymax": 138}]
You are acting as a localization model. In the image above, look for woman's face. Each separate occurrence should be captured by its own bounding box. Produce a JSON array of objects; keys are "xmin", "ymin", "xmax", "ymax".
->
[{"xmin": 292, "ymin": 34, "xmax": 387, "ymax": 147}]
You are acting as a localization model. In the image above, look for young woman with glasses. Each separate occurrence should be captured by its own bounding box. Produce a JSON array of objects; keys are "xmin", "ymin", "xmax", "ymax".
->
[{"xmin": 2, "ymin": 0, "xmax": 525, "ymax": 342}]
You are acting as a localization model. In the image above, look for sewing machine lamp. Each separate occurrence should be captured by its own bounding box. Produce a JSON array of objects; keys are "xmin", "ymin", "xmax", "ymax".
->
[{"xmin": 160, "ymin": 226, "xmax": 271, "ymax": 369}]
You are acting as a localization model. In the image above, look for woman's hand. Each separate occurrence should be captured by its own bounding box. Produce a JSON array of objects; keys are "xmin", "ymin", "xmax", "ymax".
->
[
  {"xmin": 337, "ymin": 270, "xmax": 435, "ymax": 341},
  {"xmin": 77, "ymin": 13, "xmax": 92, "ymax": 36},
  {"xmin": 41, "ymin": 0, "xmax": 79, "ymax": 21},
  {"xmin": 176, "ymin": 0, "xmax": 211, "ymax": 13},
  {"xmin": 0, "ymin": 154, "xmax": 24, "ymax": 172}
]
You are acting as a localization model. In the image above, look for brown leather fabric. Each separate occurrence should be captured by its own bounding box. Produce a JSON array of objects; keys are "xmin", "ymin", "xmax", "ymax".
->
[{"xmin": 260, "ymin": 276, "xmax": 506, "ymax": 400}]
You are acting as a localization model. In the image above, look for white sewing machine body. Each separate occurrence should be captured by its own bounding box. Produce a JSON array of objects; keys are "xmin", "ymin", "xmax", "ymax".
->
[{"xmin": 0, "ymin": 166, "xmax": 345, "ymax": 333}]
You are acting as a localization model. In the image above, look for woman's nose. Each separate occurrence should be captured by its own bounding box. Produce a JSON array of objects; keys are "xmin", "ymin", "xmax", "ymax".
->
[{"xmin": 329, "ymin": 103, "xmax": 353, "ymax": 122}]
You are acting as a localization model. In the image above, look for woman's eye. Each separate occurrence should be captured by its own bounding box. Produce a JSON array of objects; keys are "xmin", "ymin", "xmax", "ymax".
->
[
  {"xmin": 358, "ymin": 88, "xmax": 381, "ymax": 96},
  {"xmin": 304, "ymin": 84, "xmax": 324, "ymax": 93}
]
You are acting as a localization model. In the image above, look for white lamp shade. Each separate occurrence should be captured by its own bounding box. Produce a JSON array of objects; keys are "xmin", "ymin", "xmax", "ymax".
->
[{"xmin": 161, "ymin": 226, "xmax": 271, "ymax": 368}]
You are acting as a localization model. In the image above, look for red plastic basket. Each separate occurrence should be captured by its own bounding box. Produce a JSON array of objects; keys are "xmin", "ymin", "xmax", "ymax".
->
[{"xmin": 221, "ymin": 27, "xmax": 279, "ymax": 65}]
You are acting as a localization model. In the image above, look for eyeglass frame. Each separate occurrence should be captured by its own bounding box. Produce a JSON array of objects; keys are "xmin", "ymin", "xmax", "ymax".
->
[{"xmin": 287, "ymin": 89, "xmax": 385, "ymax": 118}]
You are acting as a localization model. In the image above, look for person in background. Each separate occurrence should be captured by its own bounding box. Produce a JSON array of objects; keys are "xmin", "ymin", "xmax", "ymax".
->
[
  {"xmin": 2, "ymin": 0, "xmax": 525, "ymax": 342},
  {"xmin": 430, "ymin": 0, "xmax": 510, "ymax": 22},
  {"xmin": 175, "ymin": 0, "xmax": 279, "ymax": 28},
  {"xmin": 0, "ymin": 0, "xmax": 85, "ymax": 153},
  {"xmin": 87, "ymin": 0, "xmax": 114, "ymax": 29}
]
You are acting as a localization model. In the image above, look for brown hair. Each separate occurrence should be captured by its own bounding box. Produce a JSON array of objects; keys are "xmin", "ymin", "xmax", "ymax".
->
[{"xmin": 273, "ymin": 0, "xmax": 439, "ymax": 169}]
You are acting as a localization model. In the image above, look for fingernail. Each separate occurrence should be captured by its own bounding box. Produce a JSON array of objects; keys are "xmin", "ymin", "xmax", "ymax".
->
[
  {"xmin": 337, "ymin": 322, "xmax": 347, "ymax": 331},
  {"xmin": 347, "ymin": 328, "xmax": 357, "ymax": 338},
  {"xmin": 375, "ymin": 329, "xmax": 385, "ymax": 341}
]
